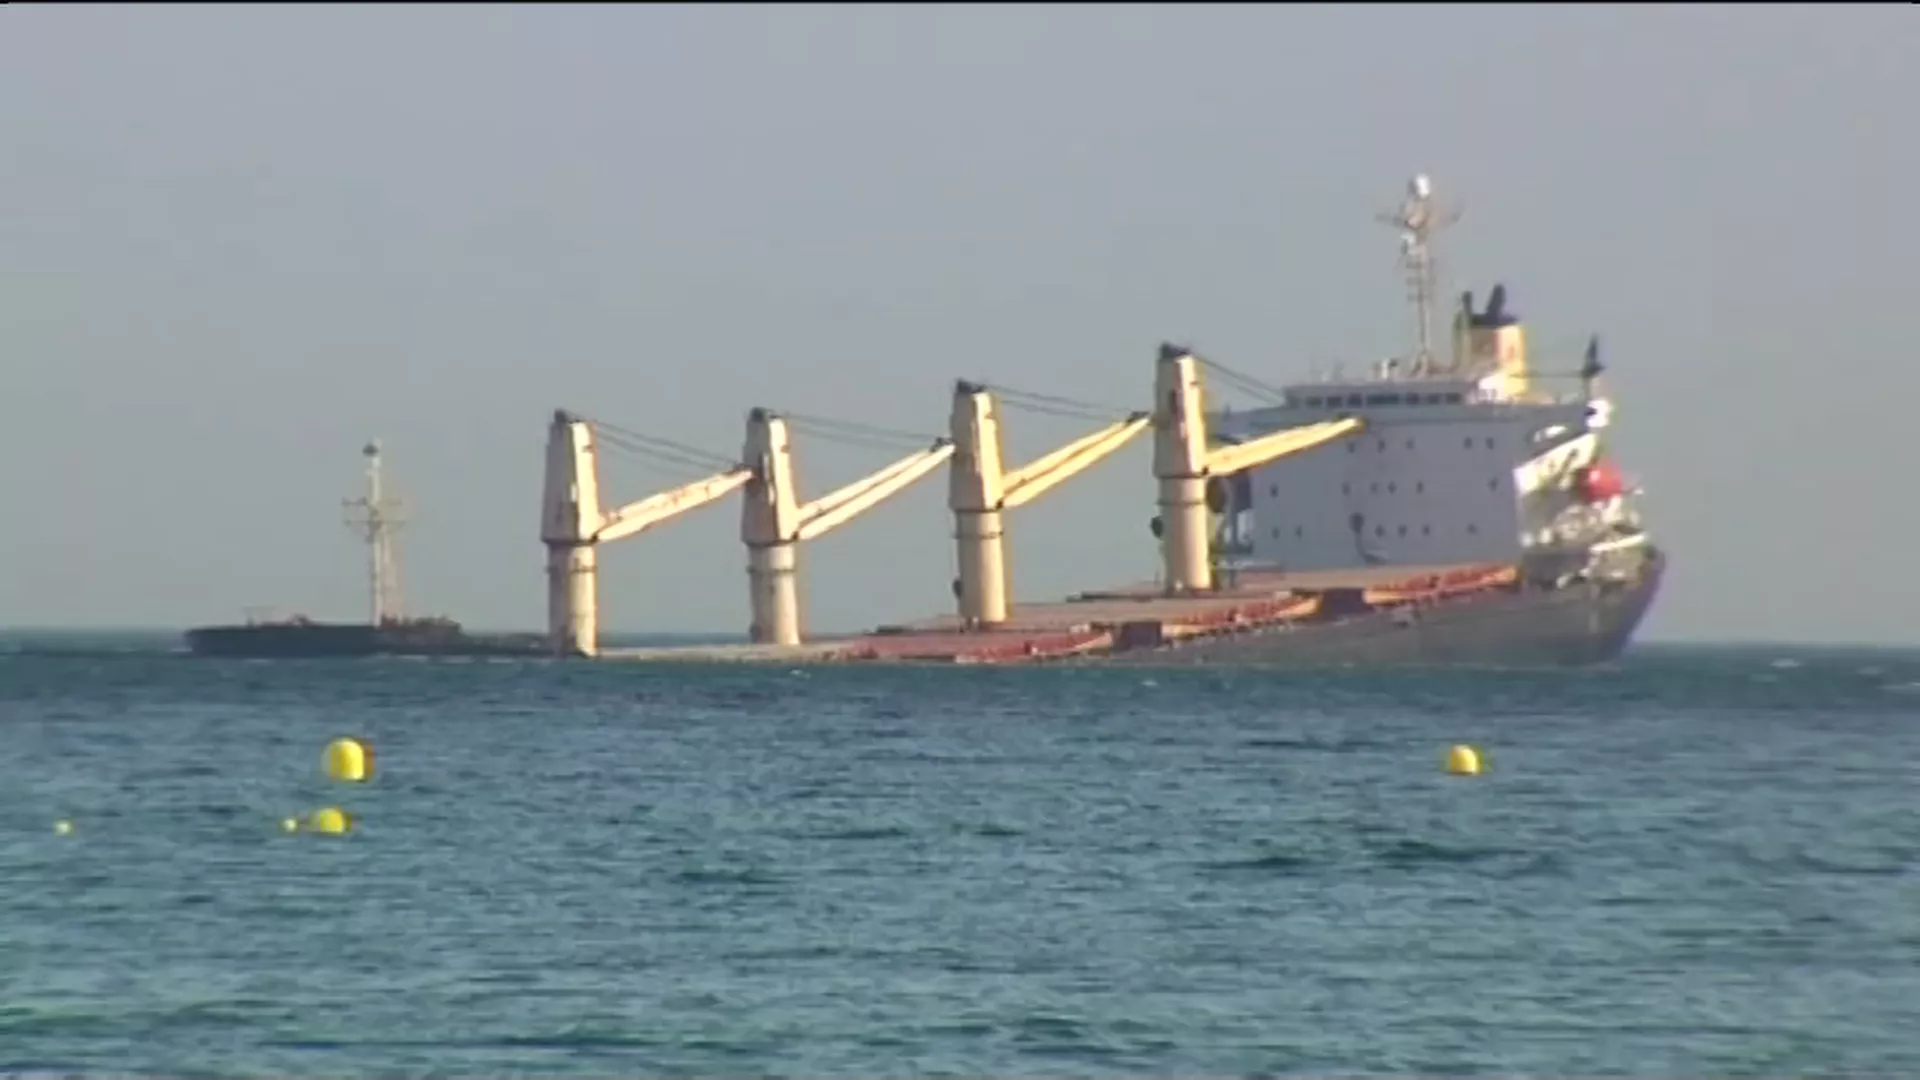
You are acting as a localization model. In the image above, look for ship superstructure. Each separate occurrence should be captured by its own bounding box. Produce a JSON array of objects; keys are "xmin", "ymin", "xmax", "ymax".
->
[{"xmin": 1210, "ymin": 175, "xmax": 1652, "ymax": 599}]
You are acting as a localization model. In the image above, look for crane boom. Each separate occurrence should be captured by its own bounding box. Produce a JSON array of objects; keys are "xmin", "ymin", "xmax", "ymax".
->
[
  {"xmin": 544, "ymin": 409, "xmax": 752, "ymax": 658},
  {"xmin": 1204, "ymin": 417, "xmax": 1363, "ymax": 477},
  {"xmin": 595, "ymin": 466, "xmax": 753, "ymax": 545},
  {"xmin": 948, "ymin": 382, "xmax": 1153, "ymax": 628},
  {"xmin": 1154, "ymin": 344, "xmax": 1367, "ymax": 596},
  {"xmin": 794, "ymin": 442, "xmax": 956, "ymax": 543},
  {"xmin": 1001, "ymin": 414, "xmax": 1151, "ymax": 511}
]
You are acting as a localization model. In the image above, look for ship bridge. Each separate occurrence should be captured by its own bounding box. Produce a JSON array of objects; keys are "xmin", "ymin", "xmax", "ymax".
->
[{"xmin": 1198, "ymin": 179, "xmax": 1631, "ymax": 578}]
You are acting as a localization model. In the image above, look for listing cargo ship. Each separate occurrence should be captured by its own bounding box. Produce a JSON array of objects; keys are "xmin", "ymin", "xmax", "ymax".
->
[{"xmin": 183, "ymin": 442, "xmax": 546, "ymax": 659}]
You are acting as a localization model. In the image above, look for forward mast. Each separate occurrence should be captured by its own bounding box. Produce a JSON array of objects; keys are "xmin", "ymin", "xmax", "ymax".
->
[{"xmin": 342, "ymin": 440, "xmax": 407, "ymax": 626}]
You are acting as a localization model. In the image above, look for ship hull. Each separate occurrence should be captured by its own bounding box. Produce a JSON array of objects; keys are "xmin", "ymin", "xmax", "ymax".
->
[
  {"xmin": 182, "ymin": 622, "xmax": 547, "ymax": 659},
  {"xmin": 1096, "ymin": 547, "xmax": 1664, "ymax": 668}
]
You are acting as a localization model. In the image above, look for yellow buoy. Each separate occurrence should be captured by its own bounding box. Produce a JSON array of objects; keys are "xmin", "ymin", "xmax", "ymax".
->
[
  {"xmin": 323, "ymin": 737, "xmax": 371, "ymax": 783},
  {"xmin": 53, "ymin": 819, "xmax": 73, "ymax": 835},
  {"xmin": 308, "ymin": 806, "xmax": 352, "ymax": 835},
  {"xmin": 1446, "ymin": 743, "xmax": 1483, "ymax": 776}
]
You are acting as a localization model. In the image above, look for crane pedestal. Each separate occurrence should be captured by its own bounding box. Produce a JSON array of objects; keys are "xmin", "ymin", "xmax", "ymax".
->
[
  {"xmin": 546, "ymin": 541, "xmax": 598, "ymax": 657},
  {"xmin": 747, "ymin": 541, "xmax": 801, "ymax": 646},
  {"xmin": 954, "ymin": 506, "xmax": 1009, "ymax": 627}
]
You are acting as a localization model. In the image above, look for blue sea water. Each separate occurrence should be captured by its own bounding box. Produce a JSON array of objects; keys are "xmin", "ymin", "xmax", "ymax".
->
[{"xmin": 1, "ymin": 634, "xmax": 1917, "ymax": 1077}]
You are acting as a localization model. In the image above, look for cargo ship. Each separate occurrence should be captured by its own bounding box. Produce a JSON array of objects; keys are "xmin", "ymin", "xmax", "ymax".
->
[
  {"xmin": 592, "ymin": 174, "xmax": 1664, "ymax": 668},
  {"xmin": 183, "ymin": 442, "xmax": 546, "ymax": 659}
]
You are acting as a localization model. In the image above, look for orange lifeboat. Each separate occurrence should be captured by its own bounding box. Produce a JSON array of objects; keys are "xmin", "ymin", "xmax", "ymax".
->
[{"xmin": 1576, "ymin": 460, "xmax": 1627, "ymax": 502}]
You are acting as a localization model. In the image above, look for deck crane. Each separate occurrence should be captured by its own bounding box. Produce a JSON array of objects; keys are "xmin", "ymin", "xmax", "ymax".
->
[
  {"xmin": 1152, "ymin": 344, "xmax": 1366, "ymax": 594},
  {"xmin": 948, "ymin": 381, "xmax": 1151, "ymax": 627},
  {"xmin": 542, "ymin": 409, "xmax": 751, "ymax": 658},
  {"xmin": 740, "ymin": 407, "xmax": 956, "ymax": 646}
]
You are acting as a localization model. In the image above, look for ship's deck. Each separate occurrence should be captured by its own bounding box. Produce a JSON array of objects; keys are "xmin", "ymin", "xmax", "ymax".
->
[{"xmin": 600, "ymin": 561, "xmax": 1518, "ymax": 665}]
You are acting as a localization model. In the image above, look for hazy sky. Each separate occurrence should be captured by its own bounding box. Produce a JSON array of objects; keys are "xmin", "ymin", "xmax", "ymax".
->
[{"xmin": 3, "ymin": 4, "xmax": 1914, "ymax": 644}]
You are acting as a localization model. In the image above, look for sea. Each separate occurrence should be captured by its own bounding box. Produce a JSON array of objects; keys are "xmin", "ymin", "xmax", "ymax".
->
[{"xmin": 1, "ymin": 631, "xmax": 1916, "ymax": 1078}]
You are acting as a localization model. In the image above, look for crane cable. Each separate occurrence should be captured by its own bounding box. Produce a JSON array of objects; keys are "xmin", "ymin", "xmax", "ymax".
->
[
  {"xmin": 588, "ymin": 416, "xmax": 742, "ymax": 479},
  {"xmin": 1194, "ymin": 354, "xmax": 1288, "ymax": 406},
  {"xmin": 777, "ymin": 410, "xmax": 946, "ymax": 453},
  {"xmin": 975, "ymin": 383, "xmax": 1144, "ymax": 424},
  {"xmin": 582, "ymin": 357, "xmax": 1272, "ymax": 480},
  {"xmin": 587, "ymin": 375, "xmax": 1162, "ymax": 479}
]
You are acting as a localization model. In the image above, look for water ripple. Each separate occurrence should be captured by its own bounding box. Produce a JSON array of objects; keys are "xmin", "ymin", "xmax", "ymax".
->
[{"xmin": 0, "ymin": 641, "xmax": 1917, "ymax": 1075}]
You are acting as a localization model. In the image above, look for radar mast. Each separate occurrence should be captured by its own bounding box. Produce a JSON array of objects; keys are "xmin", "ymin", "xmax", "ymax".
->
[
  {"xmin": 1377, "ymin": 173, "xmax": 1462, "ymax": 373},
  {"xmin": 342, "ymin": 440, "xmax": 407, "ymax": 626}
]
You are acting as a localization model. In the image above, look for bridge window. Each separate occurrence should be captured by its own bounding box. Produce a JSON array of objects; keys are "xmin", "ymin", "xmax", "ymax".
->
[
  {"xmin": 1445, "ymin": 393, "xmax": 1465, "ymax": 404},
  {"xmin": 1387, "ymin": 482, "xmax": 1397, "ymax": 493},
  {"xmin": 1405, "ymin": 438, "xmax": 1415, "ymax": 450},
  {"xmin": 1341, "ymin": 481, "xmax": 1351, "ymax": 494},
  {"xmin": 1347, "ymin": 394, "xmax": 1364, "ymax": 406},
  {"xmin": 1416, "ymin": 481, "xmax": 1425, "ymax": 493},
  {"xmin": 1375, "ymin": 525, "xmax": 1385, "ymax": 537},
  {"xmin": 1376, "ymin": 439, "xmax": 1387, "ymax": 451},
  {"xmin": 1294, "ymin": 525, "xmax": 1304, "ymax": 538},
  {"xmin": 1467, "ymin": 523, "xmax": 1479, "ymax": 534},
  {"xmin": 1489, "ymin": 477, "xmax": 1501, "ymax": 490},
  {"xmin": 1397, "ymin": 524, "xmax": 1408, "ymax": 537},
  {"xmin": 1269, "ymin": 484, "xmax": 1278, "ymax": 498},
  {"xmin": 1422, "ymin": 525, "xmax": 1432, "ymax": 536}
]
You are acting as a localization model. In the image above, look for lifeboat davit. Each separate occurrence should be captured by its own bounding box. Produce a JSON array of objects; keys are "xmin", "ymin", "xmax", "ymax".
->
[{"xmin": 1576, "ymin": 460, "xmax": 1627, "ymax": 502}]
